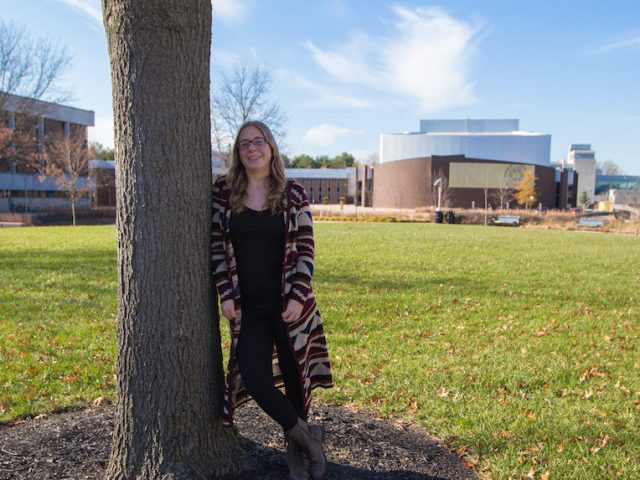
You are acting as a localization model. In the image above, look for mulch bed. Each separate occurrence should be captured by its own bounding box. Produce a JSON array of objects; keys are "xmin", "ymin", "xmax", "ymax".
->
[{"xmin": 0, "ymin": 402, "xmax": 478, "ymax": 480}]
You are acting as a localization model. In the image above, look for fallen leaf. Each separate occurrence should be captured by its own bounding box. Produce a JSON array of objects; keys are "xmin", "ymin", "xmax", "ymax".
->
[{"xmin": 590, "ymin": 435, "xmax": 610, "ymax": 454}]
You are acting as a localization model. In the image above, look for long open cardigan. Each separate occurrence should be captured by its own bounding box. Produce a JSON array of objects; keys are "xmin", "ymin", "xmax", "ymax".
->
[{"xmin": 212, "ymin": 175, "xmax": 333, "ymax": 427}]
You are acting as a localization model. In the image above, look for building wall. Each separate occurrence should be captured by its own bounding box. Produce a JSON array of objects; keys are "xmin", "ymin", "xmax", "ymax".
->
[
  {"xmin": 380, "ymin": 132, "xmax": 552, "ymax": 166},
  {"xmin": 293, "ymin": 177, "xmax": 349, "ymax": 204},
  {"xmin": 0, "ymin": 196, "xmax": 91, "ymax": 211},
  {"xmin": 609, "ymin": 189, "xmax": 640, "ymax": 206},
  {"xmin": 285, "ymin": 167, "xmax": 357, "ymax": 204},
  {"xmin": 566, "ymin": 144, "xmax": 596, "ymax": 202},
  {"xmin": 380, "ymin": 119, "xmax": 551, "ymax": 166},
  {"xmin": 0, "ymin": 92, "xmax": 95, "ymax": 212},
  {"xmin": 595, "ymin": 175, "xmax": 640, "ymax": 194},
  {"xmin": 373, "ymin": 155, "xmax": 560, "ymax": 210},
  {"xmin": 372, "ymin": 157, "xmax": 432, "ymax": 208}
]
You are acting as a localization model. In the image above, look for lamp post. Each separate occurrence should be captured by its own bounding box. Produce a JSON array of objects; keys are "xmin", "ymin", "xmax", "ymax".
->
[{"xmin": 433, "ymin": 177, "xmax": 443, "ymax": 212}]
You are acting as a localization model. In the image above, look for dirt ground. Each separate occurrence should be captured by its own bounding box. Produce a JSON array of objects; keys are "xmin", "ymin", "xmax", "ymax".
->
[{"xmin": 0, "ymin": 402, "xmax": 479, "ymax": 480}]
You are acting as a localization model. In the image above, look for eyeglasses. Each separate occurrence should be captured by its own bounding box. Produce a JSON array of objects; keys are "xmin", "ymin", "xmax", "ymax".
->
[{"xmin": 238, "ymin": 137, "xmax": 268, "ymax": 150}]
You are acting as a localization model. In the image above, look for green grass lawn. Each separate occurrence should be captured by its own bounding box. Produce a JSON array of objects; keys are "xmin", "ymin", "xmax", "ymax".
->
[{"xmin": 1, "ymin": 224, "xmax": 638, "ymax": 479}]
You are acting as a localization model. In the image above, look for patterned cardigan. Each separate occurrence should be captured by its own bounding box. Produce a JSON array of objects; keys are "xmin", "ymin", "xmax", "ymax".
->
[{"xmin": 211, "ymin": 175, "xmax": 333, "ymax": 427}]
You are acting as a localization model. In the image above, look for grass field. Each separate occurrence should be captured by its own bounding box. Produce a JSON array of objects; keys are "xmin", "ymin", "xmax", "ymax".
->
[{"xmin": 1, "ymin": 224, "xmax": 638, "ymax": 479}]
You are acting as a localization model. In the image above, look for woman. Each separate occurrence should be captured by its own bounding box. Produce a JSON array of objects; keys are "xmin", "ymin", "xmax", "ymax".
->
[{"xmin": 211, "ymin": 120, "xmax": 333, "ymax": 480}]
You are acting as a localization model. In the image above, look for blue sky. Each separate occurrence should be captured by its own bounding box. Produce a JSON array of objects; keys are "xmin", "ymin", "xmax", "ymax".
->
[{"xmin": 3, "ymin": 0, "xmax": 640, "ymax": 173}]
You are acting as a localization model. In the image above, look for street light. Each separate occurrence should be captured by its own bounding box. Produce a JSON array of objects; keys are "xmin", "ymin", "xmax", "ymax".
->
[{"xmin": 433, "ymin": 177, "xmax": 443, "ymax": 212}]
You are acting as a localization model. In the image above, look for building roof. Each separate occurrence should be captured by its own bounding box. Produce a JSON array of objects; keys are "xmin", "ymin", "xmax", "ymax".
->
[
  {"xmin": 89, "ymin": 159, "xmax": 115, "ymax": 169},
  {"xmin": 285, "ymin": 167, "xmax": 355, "ymax": 179},
  {"xmin": 0, "ymin": 91, "xmax": 95, "ymax": 126},
  {"xmin": 420, "ymin": 118, "xmax": 519, "ymax": 133}
]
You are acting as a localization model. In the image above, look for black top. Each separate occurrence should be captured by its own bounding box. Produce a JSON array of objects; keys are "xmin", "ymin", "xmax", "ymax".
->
[{"xmin": 230, "ymin": 208, "xmax": 285, "ymax": 297}]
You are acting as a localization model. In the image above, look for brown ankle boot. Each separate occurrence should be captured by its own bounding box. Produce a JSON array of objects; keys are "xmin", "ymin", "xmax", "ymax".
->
[{"xmin": 286, "ymin": 418, "xmax": 327, "ymax": 480}]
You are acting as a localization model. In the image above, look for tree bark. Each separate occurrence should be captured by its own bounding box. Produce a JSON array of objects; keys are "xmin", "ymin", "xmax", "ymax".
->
[{"xmin": 103, "ymin": 1, "xmax": 250, "ymax": 478}]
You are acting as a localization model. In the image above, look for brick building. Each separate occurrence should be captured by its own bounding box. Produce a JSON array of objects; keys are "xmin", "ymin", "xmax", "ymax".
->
[
  {"xmin": 0, "ymin": 91, "xmax": 95, "ymax": 212},
  {"xmin": 373, "ymin": 155, "xmax": 577, "ymax": 210}
]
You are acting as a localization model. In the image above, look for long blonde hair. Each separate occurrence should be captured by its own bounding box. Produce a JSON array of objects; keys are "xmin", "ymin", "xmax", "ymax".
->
[{"xmin": 227, "ymin": 120, "xmax": 286, "ymax": 213}]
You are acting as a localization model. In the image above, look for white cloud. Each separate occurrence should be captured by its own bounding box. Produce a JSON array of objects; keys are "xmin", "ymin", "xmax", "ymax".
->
[
  {"xmin": 303, "ymin": 5, "xmax": 483, "ymax": 112},
  {"xmin": 282, "ymin": 71, "xmax": 372, "ymax": 108},
  {"xmin": 213, "ymin": 0, "xmax": 248, "ymax": 24},
  {"xmin": 56, "ymin": 0, "xmax": 103, "ymax": 30},
  {"xmin": 591, "ymin": 30, "xmax": 640, "ymax": 54},
  {"xmin": 88, "ymin": 115, "xmax": 114, "ymax": 148},
  {"xmin": 302, "ymin": 124, "xmax": 354, "ymax": 147}
]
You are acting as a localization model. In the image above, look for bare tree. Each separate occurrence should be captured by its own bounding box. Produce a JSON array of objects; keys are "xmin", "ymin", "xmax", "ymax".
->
[
  {"xmin": 212, "ymin": 63, "xmax": 286, "ymax": 165},
  {"xmin": 491, "ymin": 186, "xmax": 514, "ymax": 210},
  {"xmin": 89, "ymin": 141, "xmax": 115, "ymax": 160},
  {"xmin": 366, "ymin": 152, "xmax": 380, "ymax": 165},
  {"xmin": 39, "ymin": 132, "xmax": 93, "ymax": 226},
  {"xmin": 597, "ymin": 159, "xmax": 624, "ymax": 175},
  {"xmin": 103, "ymin": 0, "xmax": 250, "ymax": 478},
  {"xmin": 0, "ymin": 20, "xmax": 71, "ymax": 110},
  {"xmin": 0, "ymin": 115, "xmax": 39, "ymax": 172},
  {"xmin": 0, "ymin": 20, "xmax": 72, "ymax": 175}
]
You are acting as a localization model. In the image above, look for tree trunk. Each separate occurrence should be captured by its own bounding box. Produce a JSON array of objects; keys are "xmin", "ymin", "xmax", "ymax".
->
[{"xmin": 103, "ymin": 1, "xmax": 250, "ymax": 478}]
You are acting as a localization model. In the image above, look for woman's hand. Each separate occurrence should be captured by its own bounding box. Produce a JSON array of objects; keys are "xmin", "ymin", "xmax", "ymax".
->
[
  {"xmin": 221, "ymin": 299, "xmax": 239, "ymax": 320},
  {"xmin": 282, "ymin": 299, "xmax": 304, "ymax": 323}
]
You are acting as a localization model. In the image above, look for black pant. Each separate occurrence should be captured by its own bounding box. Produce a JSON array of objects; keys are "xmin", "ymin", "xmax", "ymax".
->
[{"xmin": 236, "ymin": 294, "xmax": 304, "ymax": 431}]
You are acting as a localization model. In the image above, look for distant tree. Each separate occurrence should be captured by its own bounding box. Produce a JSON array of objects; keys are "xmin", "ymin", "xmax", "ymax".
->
[
  {"xmin": 289, "ymin": 152, "xmax": 357, "ymax": 169},
  {"xmin": 330, "ymin": 152, "xmax": 356, "ymax": 168},
  {"xmin": 211, "ymin": 63, "xmax": 286, "ymax": 166},
  {"xmin": 0, "ymin": 19, "xmax": 71, "ymax": 109},
  {"xmin": 0, "ymin": 120, "xmax": 39, "ymax": 172},
  {"xmin": 315, "ymin": 154, "xmax": 331, "ymax": 168},
  {"xmin": 280, "ymin": 152, "xmax": 291, "ymax": 168},
  {"xmin": 513, "ymin": 169, "xmax": 537, "ymax": 210},
  {"xmin": 597, "ymin": 160, "xmax": 624, "ymax": 175},
  {"xmin": 39, "ymin": 132, "xmax": 93, "ymax": 226},
  {"xmin": 290, "ymin": 153, "xmax": 314, "ymax": 168},
  {"xmin": 579, "ymin": 190, "xmax": 591, "ymax": 208},
  {"xmin": 90, "ymin": 142, "xmax": 115, "ymax": 160},
  {"xmin": 366, "ymin": 152, "xmax": 380, "ymax": 165},
  {"xmin": 491, "ymin": 186, "xmax": 514, "ymax": 210},
  {"xmin": 0, "ymin": 20, "xmax": 72, "ymax": 175}
]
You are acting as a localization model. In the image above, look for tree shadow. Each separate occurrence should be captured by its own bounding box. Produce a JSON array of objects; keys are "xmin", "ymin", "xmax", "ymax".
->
[
  {"xmin": 229, "ymin": 402, "xmax": 478, "ymax": 480},
  {"xmin": 223, "ymin": 437, "xmax": 452, "ymax": 479}
]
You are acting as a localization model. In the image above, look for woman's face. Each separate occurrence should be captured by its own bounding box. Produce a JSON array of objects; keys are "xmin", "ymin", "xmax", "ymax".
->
[{"xmin": 238, "ymin": 126, "xmax": 273, "ymax": 175}]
